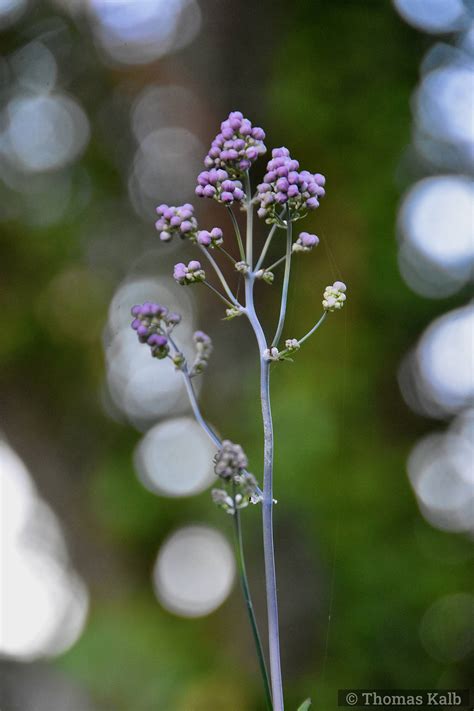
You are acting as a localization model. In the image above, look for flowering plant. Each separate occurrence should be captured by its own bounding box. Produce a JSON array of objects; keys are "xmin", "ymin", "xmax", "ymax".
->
[{"xmin": 131, "ymin": 111, "xmax": 346, "ymax": 710}]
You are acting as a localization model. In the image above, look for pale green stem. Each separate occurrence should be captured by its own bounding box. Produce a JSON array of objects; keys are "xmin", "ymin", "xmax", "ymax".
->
[
  {"xmin": 244, "ymin": 172, "xmax": 253, "ymax": 268},
  {"xmin": 203, "ymin": 280, "xmax": 236, "ymax": 308},
  {"xmin": 271, "ymin": 219, "xmax": 293, "ymax": 348},
  {"xmin": 265, "ymin": 255, "xmax": 287, "ymax": 273},
  {"xmin": 198, "ymin": 245, "xmax": 239, "ymax": 306},
  {"xmin": 217, "ymin": 244, "xmax": 237, "ymax": 265},
  {"xmin": 226, "ymin": 207, "xmax": 246, "ymax": 261},
  {"xmin": 255, "ymin": 223, "xmax": 279, "ymax": 273},
  {"xmin": 297, "ymin": 311, "xmax": 328, "ymax": 345}
]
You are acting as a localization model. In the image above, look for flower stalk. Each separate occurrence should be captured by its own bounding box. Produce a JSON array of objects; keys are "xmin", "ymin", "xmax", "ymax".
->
[{"xmin": 130, "ymin": 111, "xmax": 347, "ymax": 711}]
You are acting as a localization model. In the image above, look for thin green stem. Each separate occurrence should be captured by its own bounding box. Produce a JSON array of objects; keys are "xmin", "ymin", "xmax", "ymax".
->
[
  {"xmin": 244, "ymin": 172, "xmax": 253, "ymax": 268},
  {"xmin": 232, "ymin": 482, "xmax": 273, "ymax": 711},
  {"xmin": 265, "ymin": 255, "xmax": 287, "ymax": 273},
  {"xmin": 198, "ymin": 245, "xmax": 239, "ymax": 306},
  {"xmin": 271, "ymin": 218, "xmax": 293, "ymax": 348},
  {"xmin": 298, "ymin": 311, "xmax": 328, "ymax": 345},
  {"xmin": 276, "ymin": 312, "xmax": 328, "ymax": 359},
  {"xmin": 203, "ymin": 280, "xmax": 236, "ymax": 308},
  {"xmin": 226, "ymin": 207, "xmax": 246, "ymax": 261},
  {"xmin": 217, "ymin": 245, "xmax": 237, "ymax": 265},
  {"xmin": 254, "ymin": 212, "xmax": 287, "ymax": 273}
]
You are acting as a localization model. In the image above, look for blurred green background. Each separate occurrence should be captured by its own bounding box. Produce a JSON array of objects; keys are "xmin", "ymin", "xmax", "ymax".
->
[{"xmin": 0, "ymin": 1, "xmax": 472, "ymax": 710}]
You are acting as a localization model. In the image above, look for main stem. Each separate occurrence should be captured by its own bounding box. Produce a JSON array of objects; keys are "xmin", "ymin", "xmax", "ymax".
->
[{"xmin": 245, "ymin": 276, "xmax": 284, "ymax": 711}]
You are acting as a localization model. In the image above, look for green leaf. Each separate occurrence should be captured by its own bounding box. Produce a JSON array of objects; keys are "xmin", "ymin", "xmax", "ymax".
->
[{"xmin": 297, "ymin": 699, "xmax": 312, "ymax": 711}]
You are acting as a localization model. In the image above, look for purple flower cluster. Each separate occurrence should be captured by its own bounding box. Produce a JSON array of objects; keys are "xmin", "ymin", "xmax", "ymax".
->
[
  {"xmin": 131, "ymin": 302, "xmax": 181, "ymax": 359},
  {"xmin": 155, "ymin": 203, "xmax": 197, "ymax": 242},
  {"xmin": 203, "ymin": 111, "xmax": 266, "ymax": 176},
  {"xmin": 173, "ymin": 260, "xmax": 206, "ymax": 285},
  {"xmin": 197, "ymin": 227, "xmax": 223, "ymax": 248},
  {"xmin": 195, "ymin": 168, "xmax": 245, "ymax": 205},
  {"xmin": 292, "ymin": 231, "xmax": 320, "ymax": 253},
  {"xmin": 256, "ymin": 148, "xmax": 326, "ymax": 223}
]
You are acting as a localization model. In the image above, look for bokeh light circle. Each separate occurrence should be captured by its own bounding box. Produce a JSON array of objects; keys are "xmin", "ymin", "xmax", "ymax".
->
[
  {"xmin": 0, "ymin": 439, "xmax": 88, "ymax": 660},
  {"xmin": 393, "ymin": 0, "xmax": 467, "ymax": 34},
  {"xmin": 399, "ymin": 176, "xmax": 474, "ymax": 276},
  {"xmin": 415, "ymin": 304, "xmax": 474, "ymax": 415},
  {"xmin": 153, "ymin": 526, "xmax": 235, "ymax": 617},
  {"xmin": 135, "ymin": 417, "xmax": 217, "ymax": 497},
  {"xmin": 6, "ymin": 93, "xmax": 90, "ymax": 173}
]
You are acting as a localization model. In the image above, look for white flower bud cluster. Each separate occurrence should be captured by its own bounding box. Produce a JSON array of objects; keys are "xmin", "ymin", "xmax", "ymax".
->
[
  {"xmin": 235, "ymin": 261, "xmax": 250, "ymax": 275},
  {"xmin": 322, "ymin": 281, "xmax": 347, "ymax": 311},
  {"xmin": 255, "ymin": 268, "xmax": 274, "ymax": 284},
  {"xmin": 285, "ymin": 338, "xmax": 300, "ymax": 352},
  {"xmin": 211, "ymin": 488, "xmax": 252, "ymax": 515},
  {"xmin": 225, "ymin": 305, "xmax": 243, "ymax": 320},
  {"xmin": 189, "ymin": 331, "xmax": 213, "ymax": 376},
  {"xmin": 263, "ymin": 347, "xmax": 280, "ymax": 361}
]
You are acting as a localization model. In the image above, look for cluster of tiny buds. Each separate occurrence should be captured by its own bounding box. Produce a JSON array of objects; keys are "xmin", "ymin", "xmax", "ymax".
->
[
  {"xmin": 292, "ymin": 231, "xmax": 320, "ymax": 253},
  {"xmin": 235, "ymin": 261, "xmax": 250, "ymax": 275},
  {"xmin": 130, "ymin": 302, "xmax": 181, "ymax": 359},
  {"xmin": 285, "ymin": 338, "xmax": 300, "ymax": 352},
  {"xmin": 322, "ymin": 281, "xmax": 347, "ymax": 311},
  {"xmin": 255, "ymin": 268, "xmax": 274, "ymax": 284},
  {"xmin": 189, "ymin": 330, "xmax": 213, "ymax": 376},
  {"xmin": 196, "ymin": 227, "xmax": 223, "ymax": 248},
  {"xmin": 155, "ymin": 203, "xmax": 197, "ymax": 242},
  {"xmin": 212, "ymin": 439, "xmax": 260, "ymax": 514},
  {"xmin": 256, "ymin": 147, "xmax": 326, "ymax": 223},
  {"xmin": 225, "ymin": 305, "xmax": 243, "ymax": 320},
  {"xmin": 203, "ymin": 111, "xmax": 266, "ymax": 176},
  {"xmin": 196, "ymin": 169, "xmax": 245, "ymax": 205},
  {"xmin": 263, "ymin": 347, "xmax": 281, "ymax": 362},
  {"xmin": 214, "ymin": 440, "xmax": 248, "ymax": 480},
  {"xmin": 173, "ymin": 260, "xmax": 206, "ymax": 285}
]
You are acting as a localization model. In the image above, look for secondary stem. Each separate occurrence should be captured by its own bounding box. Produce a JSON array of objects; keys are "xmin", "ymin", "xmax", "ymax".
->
[
  {"xmin": 271, "ymin": 219, "xmax": 293, "ymax": 348},
  {"xmin": 244, "ymin": 172, "xmax": 253, "ymax": 268},
  {"xmin": 226, "ymin": 207, "xmax": 246, "ymax": 261},
  {"xmin": 298, "ymin": 311, "xmax": 328, "ymax": 345},
  {"xmin": 198, "ymin": 245, "xmax": 240, "ymax": 306},
  {"xmin": 203, "ymin": 280, "xmax": 235, "ymax": 308},
  {"xmin": 232, "ymin": 483, "xmax": 273, "ymax": 711}
]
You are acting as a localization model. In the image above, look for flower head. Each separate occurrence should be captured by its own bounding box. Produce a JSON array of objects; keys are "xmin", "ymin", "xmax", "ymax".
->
[
  {"xmin": 203, "ymin": 111, "xmax": 266, "ymax": 177},
  {"xmin": 292, "ymin": 231, "xmax": 320, "ymax": 253},
  {"xmin": 155, "ymin": 203, "xmax": 198, "ymax": 242},
  {"xmin": 195, "ymin": 168, "xmax": 245, "ymax": 205},
  {"xmin": 173, "ymin": 260, "xmax": 206, "ymax": 285},
  {"xmin": 196, "ymin": 227, "xmax": 224, "ymax": 248},
  {"xmin": 322, "ymin": 281, "xmax": 347, "ymax": 311},
  {"xmin": 214, "ymin": 440, "xmax": 248, "ymax": 480},
  {"xmin": 130, "ymin": 302, "xmax": 180, "ymax": 358},
  {"xmin": 256, "ymin": 148, "xmax": 325, "ymax": 223}
]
